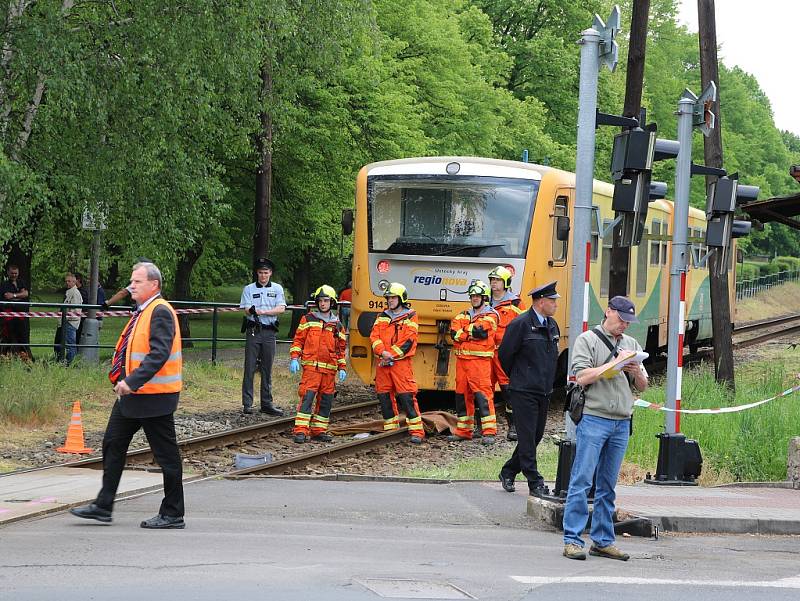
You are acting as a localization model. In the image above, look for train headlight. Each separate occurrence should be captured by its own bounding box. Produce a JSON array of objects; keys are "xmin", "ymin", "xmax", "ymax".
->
[
  {"xmin": 378, "ymin": 279, "xmax": 390, "ymax": 292},
  {"xmin": 446, "ymin": 162, "xmax": 460, "ymax": 175},
  {"xmin": 377, "ymin": 260, "xmax": 390, "ymax": 273}
]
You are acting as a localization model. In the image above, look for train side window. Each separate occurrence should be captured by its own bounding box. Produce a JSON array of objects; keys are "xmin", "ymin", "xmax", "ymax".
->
[
  {"xmin": 650, "ymin": 219, "xmax": 661, "ymax": 266},
  {"xmin": 600, "ymin": 219, "xmax": 612, "ymax": 297},
  {"xmin": 661, "ymin": 222, "xmax": 669, "ymax": 265},
  {"xmin": 590, "ymin": 206, "xmax": 600, "ymax": 262},
  {"xmin": 636, "ymin": 226, "xmax": 649, "ymax": 296},
  {"xmin": 551, "ymin": 195, "xmax": 569, "ymax": 263}
]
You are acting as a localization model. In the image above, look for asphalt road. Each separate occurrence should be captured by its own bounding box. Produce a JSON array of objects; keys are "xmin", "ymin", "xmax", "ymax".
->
[{"xmin": 1, "ymin": 478, "xmax": 799, "ymax": 600}]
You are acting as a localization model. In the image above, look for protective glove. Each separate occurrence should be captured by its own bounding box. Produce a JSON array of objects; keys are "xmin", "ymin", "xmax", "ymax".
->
[
  {"xmin": 248, "ymin": 305, "xmax": 257, "ymax": 316},
  {"xmin": 338, "ymin": 369, "xmax": 347, "ymax": 383},
  {"xmin": 289, "ymin": 359, "xmax": 300, "ymax": 374},
  {"xmin": 471, "ymin": 325, "xmax": 488, "ymax": 340}
]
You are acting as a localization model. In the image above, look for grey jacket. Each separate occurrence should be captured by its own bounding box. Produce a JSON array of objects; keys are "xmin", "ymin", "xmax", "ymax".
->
[{"xmin": 570, "ymin": 324, "xmax": 644, "ymax": 420}]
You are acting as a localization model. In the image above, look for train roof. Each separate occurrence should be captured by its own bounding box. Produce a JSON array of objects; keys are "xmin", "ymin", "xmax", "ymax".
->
[{"xmin": 362, "ymin": 157, "xmax": 556, "ymax": 180}]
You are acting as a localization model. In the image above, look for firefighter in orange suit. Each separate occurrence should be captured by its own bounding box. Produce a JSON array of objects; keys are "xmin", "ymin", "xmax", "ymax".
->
[
  {"xmin": 450, "ymin": 280, "xmax": 499, "ymax": 444},
  {"xmin": 289, "ymin": 285, "xmax": 347, "ymax": 443},
  {"xmin": 488, "ymin": 266, "xmax": 526, "ymax": 441},
  {"xmin": 369, "ymin": 282, "xmax": 425, "ymax": 443}
]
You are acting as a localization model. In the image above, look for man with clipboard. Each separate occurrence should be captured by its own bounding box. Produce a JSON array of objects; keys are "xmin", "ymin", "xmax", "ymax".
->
[{"xmin": 562, "ymin": 296, "xmax": 649, "ymax": 562}]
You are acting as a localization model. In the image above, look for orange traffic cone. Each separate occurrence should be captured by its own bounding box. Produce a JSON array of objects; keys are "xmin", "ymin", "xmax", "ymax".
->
[{"xmin": 56, "ymin": 401, "xmax": 93, "ymax": 454}]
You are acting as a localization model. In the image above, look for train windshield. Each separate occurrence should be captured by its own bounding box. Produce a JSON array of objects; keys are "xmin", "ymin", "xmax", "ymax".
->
[{"xmin": 368, "ymin": 176, "xmax": 538, "ymax": 258}]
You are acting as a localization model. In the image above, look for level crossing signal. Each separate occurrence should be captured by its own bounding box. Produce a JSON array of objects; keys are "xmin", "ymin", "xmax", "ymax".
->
[
  {"xmin": 609, "ymin": 128, "xmax": 679, "ymax": 246},
  {"xmin": 705, "ymin": 175, "xmax": 759, "ymax": 272}
]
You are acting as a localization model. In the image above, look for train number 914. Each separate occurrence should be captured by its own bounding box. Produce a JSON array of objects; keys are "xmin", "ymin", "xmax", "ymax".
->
[{"xmin": 368, "ymin": 300, "xmax": 386, "ymax": 309}]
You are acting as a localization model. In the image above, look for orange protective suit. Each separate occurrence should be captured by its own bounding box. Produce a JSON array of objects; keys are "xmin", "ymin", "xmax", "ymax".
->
[
  {"xmin": 490, "ymin": 293, "xmax": 526, "ymax": 388},
  {"xmin": 369, "ymin": 307, "xmax": 424, "ymax": 439},
  {"xmin": 450, "ymin": 305, "xmax": 499, "ymax": 438},
  {"xmin": 289, "ymin": 311, "xmax": 347, "ymax": 437}
]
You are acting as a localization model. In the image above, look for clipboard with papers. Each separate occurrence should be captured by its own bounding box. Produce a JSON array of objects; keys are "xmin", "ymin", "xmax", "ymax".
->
[{"xmin": 600, "ymin": 350, "xmax": 649, "ymax": 379}]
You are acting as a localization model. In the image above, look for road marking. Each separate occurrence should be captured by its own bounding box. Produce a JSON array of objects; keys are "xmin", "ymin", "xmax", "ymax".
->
[{"xmin": 511, "ymin": 575, "xmax": 800, "ymax": 589}]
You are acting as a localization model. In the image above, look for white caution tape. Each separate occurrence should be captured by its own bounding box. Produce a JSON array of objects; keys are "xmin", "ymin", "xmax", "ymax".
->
[{"xmin": 634, "ymin": 380, "xmax": 800, "ymax": 414}]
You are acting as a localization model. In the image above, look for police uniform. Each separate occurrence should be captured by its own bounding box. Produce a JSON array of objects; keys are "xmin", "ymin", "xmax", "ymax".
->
[
  {"xmin": 240, "ymin": 259, "xmax": 286, "ymax": 414},
  {"xmin": 498, "ymin": 281, "xmax": 561, "ymax": 494}
]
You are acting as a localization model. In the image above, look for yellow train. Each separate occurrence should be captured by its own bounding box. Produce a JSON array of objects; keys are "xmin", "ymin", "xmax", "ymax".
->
[{"xmin": 347, "ymin": 157, "xmax": 735, "ymax": 392}]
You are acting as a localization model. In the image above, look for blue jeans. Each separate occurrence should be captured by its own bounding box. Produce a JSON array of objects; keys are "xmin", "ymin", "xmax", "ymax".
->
[
  {"xmin": 562, "ymin": 414, "xmax": 630, "ymax": 548},
  {"xmin": 64, "ymin": 323, "xmax": 77, "ymax": 364}
]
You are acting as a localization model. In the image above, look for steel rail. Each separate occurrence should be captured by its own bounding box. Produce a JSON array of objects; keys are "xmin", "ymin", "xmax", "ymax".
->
[
  {"xmin": 225, "ymin": 428, "xmax": 410, "ymax": 476},
  {"xmin": 733, "ymin": 312, "xmax": 800, "ymax": 335},
  {"xmin": 58, "ymin": 400, "xmax": 380, "ymax": 470}
]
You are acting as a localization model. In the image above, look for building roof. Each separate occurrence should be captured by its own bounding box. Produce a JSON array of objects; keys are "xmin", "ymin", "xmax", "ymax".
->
[{"xmin": 741, "ymin": 193, "xmax": 800, "ymax": 230}]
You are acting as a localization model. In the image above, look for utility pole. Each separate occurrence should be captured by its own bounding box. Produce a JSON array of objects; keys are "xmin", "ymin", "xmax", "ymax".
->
[
  {"xmin": 698, "ymin": 0, "xmax": 735, "ymax": 390},
  {"xmin": 608, "ymin": 0, "xmax": 650, "ymax": 299}
]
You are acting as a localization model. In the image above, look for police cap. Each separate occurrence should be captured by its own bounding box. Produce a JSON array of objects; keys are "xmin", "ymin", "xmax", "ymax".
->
[
  {"xmin": 254, "ymin": 258, "xmax": 275, "ymax": 272},
  {"xmin": 528, "ymin": 281, "xmax": 560, "ymax": 299}
]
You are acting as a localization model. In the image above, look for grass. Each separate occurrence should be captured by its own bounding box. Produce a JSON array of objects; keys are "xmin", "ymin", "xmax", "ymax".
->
[
  {"xmin": 403, "ymin": 348, "xmax": 800, "ymax": 484},
  {"xmin": 404, "ymin": 442, "xmax": 559, "ymax": 481},
  {"xmin": 0, "ymin": 355, "xmax": 302, "ymax": 472},
  {"xmin": 627, "ymin": 350, "xmax": 800, "ymax": 484}
]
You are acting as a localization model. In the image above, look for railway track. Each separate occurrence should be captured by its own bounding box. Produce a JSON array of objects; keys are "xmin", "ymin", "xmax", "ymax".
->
[
  {"xmin": 732, "ymin": 312, "xmax": 800, "ymax": 349},
  {"xmin": 12, "ymin": 312, "xmax": 798, "ymax": 481},
  {"xmin": 58, "ymin": 399, "xmax": 388, "ymax": 472}
]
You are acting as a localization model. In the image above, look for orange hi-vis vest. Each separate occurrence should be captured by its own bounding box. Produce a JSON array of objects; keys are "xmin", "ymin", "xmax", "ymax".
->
[
  {"xmin": 491, "ymin": 293, "xmax": 525, "ymax": 346},
  {"xmin": 451, "ymin": 305, "xmax": 498, "ymax": 359},
  {"xmin": 116, "ymin": 298, "xmax": 182, "ymax": 394},
  {"xmin": 370, "ymin": 308, "xmax": 419, "ymax": 360},
  {"xmin": 290, "ymin": 311, "xmax": 347, "ymax": 372}
]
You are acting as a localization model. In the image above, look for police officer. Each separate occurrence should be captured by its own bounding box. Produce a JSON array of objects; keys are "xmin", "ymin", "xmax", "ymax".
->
[
  {"xmin": 497, "ymin": 281, "xmax": 561, "ymax": 496},
  {"xmin": 240, "ymin": 258, "xmax": 285, "ymax": 416}
]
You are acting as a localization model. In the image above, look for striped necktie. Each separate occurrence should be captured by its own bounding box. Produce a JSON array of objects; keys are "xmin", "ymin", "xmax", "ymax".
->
[{"xmin": 109, "ymin": 310, "xmax": 141, "ymax": 384}]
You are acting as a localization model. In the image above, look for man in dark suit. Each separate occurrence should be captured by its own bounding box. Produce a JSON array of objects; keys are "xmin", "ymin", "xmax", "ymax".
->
[
  {"xmin": 71, "ymin": 261, "xmax": 186, "ymax": 529},
  {"xmin": 497, "ymin": 281, "xmax": 561, "ymax": 496}
]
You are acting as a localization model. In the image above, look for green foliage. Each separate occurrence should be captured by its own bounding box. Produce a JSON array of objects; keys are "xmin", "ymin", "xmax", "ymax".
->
[
  {"xmin": 737, "ymin": 262, "xmax": 759, "ymax": 281},
  {"xmin": 1, "ymin": 0, "xmax": 799, "ymax": 295},
  {"xmin": 627, "ymin": 359, "xmax": 800, "ymax": 482},
  {"xmin": 773, "ymin": 256, "xmax": 800, "ymax": 273}
]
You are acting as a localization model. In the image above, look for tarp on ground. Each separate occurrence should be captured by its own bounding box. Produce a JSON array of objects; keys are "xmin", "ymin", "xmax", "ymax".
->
[{"xmin": 328, "ymin": 411, "xmax": 457, "ymax": 436}]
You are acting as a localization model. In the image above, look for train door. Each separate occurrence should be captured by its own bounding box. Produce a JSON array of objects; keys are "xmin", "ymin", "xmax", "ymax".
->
[{"xmin": 550, "ymin": 189, "xmax": 572, "ymax": 342}]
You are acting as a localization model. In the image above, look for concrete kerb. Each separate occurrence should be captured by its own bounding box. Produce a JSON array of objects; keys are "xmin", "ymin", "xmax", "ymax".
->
[{"xmin": 526, "ymin": 487, "xmax": 800, "ymax": 536}]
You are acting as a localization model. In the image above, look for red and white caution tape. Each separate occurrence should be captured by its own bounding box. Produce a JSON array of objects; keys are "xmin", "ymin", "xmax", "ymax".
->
[
  {"xmin": 0, "ymin": 307, "xmax": 243, "ymax": 318},
  {"xmin": 634, "ymin": 380, "xmax": 800, "ymax": 414},
  {"xmin": 0, "ymin": 301, "xmax": 349, "ymax": 319}
]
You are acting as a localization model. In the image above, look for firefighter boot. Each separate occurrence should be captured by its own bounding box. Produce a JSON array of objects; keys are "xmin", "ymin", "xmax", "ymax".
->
[
  {"xmin": 293, "ymin": 390, "xmax": 317, "ymax": 442},
  {"xmin": 377, "ymin": 392, "xmax": 400, "ymax": 431},
  {"xmin": 397, "ymin": 392, "xmax": 424, "ymax": 442},
  {"xmin": 311, "ymin": 394, "xmax": 335, "ymax": 442},
  {"xmin": 474, "ymin": 392, "xmax": 496, "ymax": 444}
]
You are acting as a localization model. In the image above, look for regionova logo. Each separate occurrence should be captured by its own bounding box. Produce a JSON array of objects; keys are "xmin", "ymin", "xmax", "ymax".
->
[{"xmin": 410, "ymin": 267, "xmax": 469, "ymax": 287}]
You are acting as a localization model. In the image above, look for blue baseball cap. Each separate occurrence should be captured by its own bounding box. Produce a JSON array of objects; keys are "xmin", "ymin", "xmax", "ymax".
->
[{"xmin": 609, "ymin": 296, "xmax": 639, "ymax": 323}]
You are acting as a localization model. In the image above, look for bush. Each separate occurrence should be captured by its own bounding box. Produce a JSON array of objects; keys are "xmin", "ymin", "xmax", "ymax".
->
[
  {"xmin": 759, "ymin": 262, "xmax": 780, "ymax": 276},
  {"xmin": 773, "ymin": 256, "xmax": 800, "ymax": 273},
  {"xmin": 737, "ymin": 262, "xmax": 760, "ymax": 281}
]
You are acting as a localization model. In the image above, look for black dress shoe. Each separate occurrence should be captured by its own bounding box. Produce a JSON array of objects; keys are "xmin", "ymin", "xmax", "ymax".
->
[
  {"xmin": 529, "ymin": 484, "xmax": 549, "ymax": 497},
  {"xmin": 70, "ymin": 503, "xmax": 112, "ymax": 523},
  {"xmin": 260, "ymin": 405, "xmax": 284, "ymax": 416},
  {"xmin": 140, "ymin": 514, "xmax": 185, "ymax": 529},
  {"xmin": 242, "ymin": 406, "xmax": 255, "ymax": 415},
  {"xmin": 499, "ymin": 474, "xmax": 516, "ymax": 493}
]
